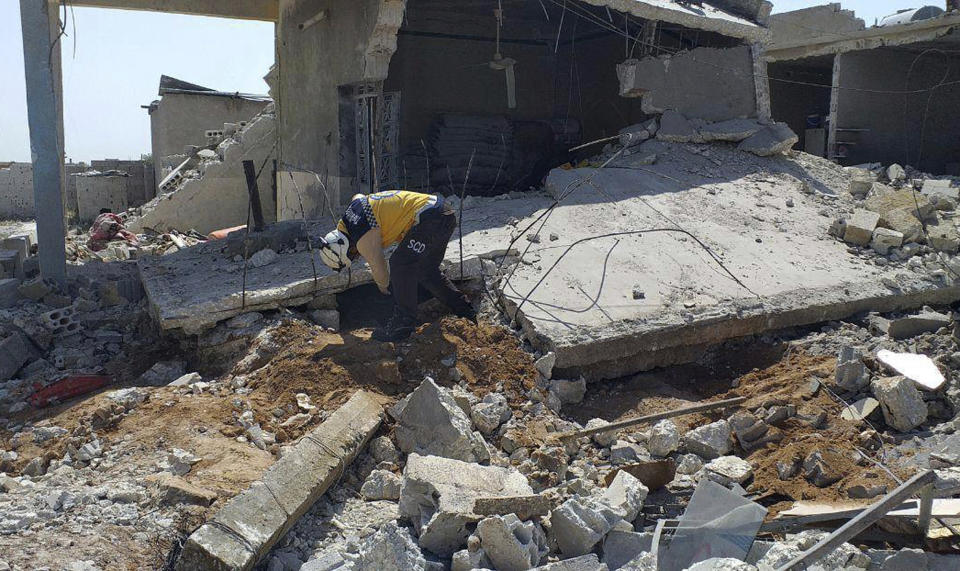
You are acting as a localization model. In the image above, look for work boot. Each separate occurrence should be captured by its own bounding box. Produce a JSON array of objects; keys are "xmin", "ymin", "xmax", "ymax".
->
[{"xmin": 372, "ymin": 312, "xmax": 416, "ymax": 342}]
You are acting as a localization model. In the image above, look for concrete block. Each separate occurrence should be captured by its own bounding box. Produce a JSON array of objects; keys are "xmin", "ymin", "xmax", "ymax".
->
[
  {"xmin": 0, "ymin": 250, "xmax": 20, "ymax": 280},
  {"xmin": 656, "ymin": 111, "xmax": 700, "ymax": 143},
  {"xmin": 602, "ymin": 530, "xmax": 653, "ymax": 570},
  {"xmin": 871, "ymin": 228, "xmax": 904, "ymax": 255},
  {"xmin": 602, "ymin": 471, "xmax": 648, "ymax": 521},
  {"xmin": 849, "ymin": 177, "xmax": 875, "ymax": 198},
  {"xmin": 395, "ymin": 378, "xmax": 490, "ymax": 463},
  {"xmin": 0, "ymin": 332, "xmax": 34, "ymax": 381},
  {"xmin": 42, "ymin": 306, "xmax": 81, "ymax": 337},
  {"xmin": 309, "ymin": 309, "xmax": 340, "ymax": 332},
  {"xmin": 474, "ymin": 495, "xmax": 552, "ymax": 521},
  {"xmin": 737, "ymin": 123, "xmax": 798, "ymax": 156},
  {"xmin": 843, "ymin": 209, "xmax": 880, "ymax": 246},
  {"xmin": 586, "ymin": 418, "xmax": 618, "ymax": 448},
  {"xmin": 887, "ymin": 311, "xmax": 951, "ymax": 340},
  {"xmin": 360, "ymin": 469, "xmax": 401, "ymax": 501},
  {"xmin": 354, "ymin": 521, "xmax": 427, "ymax": 569},
  {"xmin": 871, "ymin": 376, "xmax": 928, "ymax": 432},
  {"xmin": 550, "ymin": 496, "xmax": 624, "ymax": 557},
  {"xmin": 684, "ymin": 420, "xmax": 733, "ymax": 460},
  {"xmin": 704, "ymin": 456, "xmax": 754, "ymax": 486},
  {"xmin": 699, "ymin": 119, "xmax": 762, "ymax": 143},
  {"xmin": 921, "ymin": 179, "xmax": 959, "ymax": 201},
  {"xmin": 399, "ymin": 454, "xmax": 534, "ymax": 557},
  {"xmin": 927, "ymin": 223, "xmax": 960, "ymax": 254},
  {"xmin": 149, "ymin": 474, "xmax": 218, "ymax": 506},
  {"xmin": 470, "ymin": 393, "xmax": 511, "ymax": 435},
  {"xmin": 534, "ymin": 554, "xmax": 608, "ymax": 570},
  {"xmin": 0, "ymin": 278, "xmax": 20, "ymax": 308},
  {"xmin": 835, "ymin": 346, "xmax": 869, "ymax": 392},
  {"xmin": 687, "ymin": 559, "xmax": 757, "ymax": 570},
  {"xmin": 175, "ymin": 391, "xmax": 382, "ymax": 571},
  {"xmin": 476, "ymin": 514, "xmax": 547, "ymax": 571},
  {"xmin": 647, "ymin": 420, "xmax": 680, "ymax": 457}
]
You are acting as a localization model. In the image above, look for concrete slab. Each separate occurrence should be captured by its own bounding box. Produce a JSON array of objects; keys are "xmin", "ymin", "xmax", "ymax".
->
[
  {"xmin": 175, "ymin": 390, "xmax": 382, "ymax": 571},
  {"xmin": 139, "ymin": 198, "xmax": 542, "ymax": 334},
  {"xmin": 497, "ymin": 141, "xmax": 960, "ymax": 380}
]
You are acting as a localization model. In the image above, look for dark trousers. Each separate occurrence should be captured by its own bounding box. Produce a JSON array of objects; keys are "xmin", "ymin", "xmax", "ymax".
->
[{"xmin": 390, "ymin": 204, "xmax": 471, "ymax": 320}]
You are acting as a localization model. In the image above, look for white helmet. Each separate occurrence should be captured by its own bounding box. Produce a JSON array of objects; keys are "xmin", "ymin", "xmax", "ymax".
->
[{"xmin": 319, "ymin": 229, "xmax": 351, "ymax": 271}]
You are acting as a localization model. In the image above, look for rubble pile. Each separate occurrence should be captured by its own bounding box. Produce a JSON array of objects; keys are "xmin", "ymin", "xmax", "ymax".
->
[{"xmin": 830, "ymin": 162, "xmax": 960, "ymax": 272}]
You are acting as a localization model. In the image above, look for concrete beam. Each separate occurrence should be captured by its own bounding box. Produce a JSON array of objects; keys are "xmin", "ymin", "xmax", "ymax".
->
[
  {"xmin": 581, "ymin": 0, "xmax": 769, "ymax": 42},
  {"xmin": 68, "ymin": 0, "xmax": 278, "ymax": 21},
  {"xmin": 19, "ymin": 0, "xmax": 66, "ymax": 284},
  {"xmin": 766, "ymin": 14, "xmax": 960, "ymax": 62},
  {"xmin": 175, "ymin": 391, "xmax": 383, "ymax": 571}
]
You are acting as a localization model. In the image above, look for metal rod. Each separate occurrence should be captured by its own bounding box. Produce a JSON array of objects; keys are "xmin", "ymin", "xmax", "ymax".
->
[
  {"xmin": 775, "ymin": 471, "xmax": 937, "ymax": 571},
  {"xmin": 242, "ymin": 160, "xmax": 266, "ymax": 232},
  {"xmin": 558, "ymin": 396, "xmax": 747, "ymax": 441}
]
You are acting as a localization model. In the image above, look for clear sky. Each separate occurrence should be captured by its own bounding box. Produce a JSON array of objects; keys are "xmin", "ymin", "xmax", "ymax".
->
[
  {"xmin": 0, "ymin": 2, "xmax": 923, "ymax": 163},
  {"xmin": 0, "ymin": 5, "xmax": 274, "ymax": 163}
]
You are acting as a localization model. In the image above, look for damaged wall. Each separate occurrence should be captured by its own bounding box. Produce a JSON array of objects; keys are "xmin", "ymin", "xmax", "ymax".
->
[
  {"xmin": 276, "ymin": 0, "xmax": 405, "ymax": 218},
  {"xmin": 767, "ymin": 3, "xmax": 864, "ymax": 49},
  {"xmin": 768, "ymin": 56, "xmax": 834, "ymax": 154},
  {"xmin": 0, "ymin": 163, "xmax": 35, "ymax": 219},
  {"xmin": 835, "ymin": 47, "xmax": 960, "ymax": 173},
  {"xmin": 129, "ymin": 112, "xmax": 278, "ymax": 235},
  {"xmin": 149, "ymin": 92, "xmax": 271, "ymax": 189},
  {"xmin": 618, "ymin": 45, "xmax": 757, "ymax": 122}
]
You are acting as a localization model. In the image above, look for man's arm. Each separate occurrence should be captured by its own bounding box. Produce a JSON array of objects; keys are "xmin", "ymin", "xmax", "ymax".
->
[{"xmin": 356, "ymin": 228, "xmax": 390, "ymax": 294}]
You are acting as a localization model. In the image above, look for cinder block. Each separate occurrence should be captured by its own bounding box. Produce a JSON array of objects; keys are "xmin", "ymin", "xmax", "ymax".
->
[
  {"xmin": 871, "ymin": 228, "xmax": 903, "ymax": 255},
  {"xmin": 42, "ymin": 306, "xmax": 81, "ymax": 337},
  {"xmin": 843, "ymin": 209, "xmax": 880, "ymax": 246}
]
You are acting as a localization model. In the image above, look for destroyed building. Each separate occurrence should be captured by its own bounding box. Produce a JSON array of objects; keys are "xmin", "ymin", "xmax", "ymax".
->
[
  {"xmin": 8, "ymin": 1, "xmax": 960, "ymax": 571},
  {"xmin": 144, "ymin": 75, "xmax": 272, "ymax": 189},
  {"xmin": 766, "ymin": 3, "xmax": 960, "ymax": 174}
]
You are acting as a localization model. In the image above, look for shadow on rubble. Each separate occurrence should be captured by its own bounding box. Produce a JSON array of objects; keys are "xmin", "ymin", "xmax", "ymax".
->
[{"xmin": 565, "ymin": 338, "xmax": 789, "ymax": 426}]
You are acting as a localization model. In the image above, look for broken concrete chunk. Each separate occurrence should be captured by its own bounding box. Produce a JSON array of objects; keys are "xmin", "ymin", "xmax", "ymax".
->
[
  {"xmin": 396, "ymin": 378, "xmax": 490, "ymax": 463},
  {"xmin": 369, "ymin": 436, "xmax": 400, "ymax": 464},
  {"xmin": 871, "ymin": 376, "xmax": 928, "ymax": 432},
  {"xmin": 835, "ymin": 346, "xmax": 869, "ymax": 392},
  {"xmin": 354, "ymin": 521, "xmax": 427, "ymax": 570},
  {"xmin": 151, "ymin": 474, "xmax": 218, "ymax": 506},
  {"xmin": 249, "ymin": 248, "xmax": 279, "ymax": 268},
  {"xmin": 647, "ymin": 420, "xmax": 680, "ymax": 457},
  {"xmin": 684, "ymin": 420, "xmax": 732, "ymax": 460},
  {"xmin": 657, "ymin": 110, "xmax": 701, "ymax": 143},
  {"xmin": 471, "ymin": 393, "xmax": 512, "ymax": 435},
  {"xmin": 549, "ymin": 378, "xmax": 586, "ymax": 405},
  {"xmin": 842, "ymin": 210, "xmax": 880, "ymax": 247},
  {"xmin": 887, "ymin": 164, "xmax": 906, "ymax": 183},
  {"xmin": 728, "ymin": 411, "xmax": 768, "ymax": 447},
  {"xmin": 0, "ymin": 332, "xmax": 33, "ymax": 381},
  {"xmin": 737, "ymin": 123, "xmax": 798, "ymax": 157},
  {"xmin": 704, "ymin": 456, "xmax": 754, "ymax": 486},
  {"xmin": 601, "ymin": 470, "xmax": 648, "ymax": 522},
  {"xmin": 871, "ymin": 228, "xmax": 903, "ymax": 255},
  {"xmin": 309, "ymin": 309, "xmax": 340, "ymax": 331},
  {"xmin": 848, "ymin": 177, "xmax": 875, "ymax": 199},
  {"xmin": 474, "ymin": 495, "xmax": 552, "ymax": 521},
  {"xmin": 699, "ymin": 118, "xmax": 762, "ymax": 143},
  {"xmin": 886, "ymin": 311, "xmax": 951, "ymax": 340},
  {"xmin": 840, "ymin": 398, "xmax": 880, "ymax": 422},
  {"xmin": 399, "ymin": 454, "xmax": 533, "ymax": 557},
  {"xmin": 586, "ymin": 419, "xmax": 618, "ymax": 448},
  {"xmin": 105, "ymin": 387, "xmax": 148, "ymax": 410},
  {"xmin": 361, "ymin": 469, "xmax": 402, "ymax": 501},
  {"xmin": 535, "ymin": 352, "xmax": 556, "ymax": 380},
  {"xmin": 476, "ymin": 514, "xmax": 547, "ymax": 571},
  {"xmin": 550, "ymin": 495, "xmax": 624, "ymax": 557},
  {"xmin": 139, "ymin": 361, "xmax": 187, "ymax": 387}
]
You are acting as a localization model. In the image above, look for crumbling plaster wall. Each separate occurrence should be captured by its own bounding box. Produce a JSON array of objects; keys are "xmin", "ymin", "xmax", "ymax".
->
[
  {"xmin": 835, "ymin": 47, "xmax": 960, "ymax": 173},
  {"xmin": 276, "ymin": 0, "xmax": 405, "ymax": 218},
  {"xmin": 149, "ymin": 93, "xmax": 270, "ymax": 188},
  {"xmin": 90, "ymin": 159, "xmax": 156, "ymax": 206},
  {"xmin": 75, "ymin": 175, "xmax": 129, "ymax": 223},
  {"xmin": 618, "ymin": 45, "xmax": 757, "ymax": 122}
]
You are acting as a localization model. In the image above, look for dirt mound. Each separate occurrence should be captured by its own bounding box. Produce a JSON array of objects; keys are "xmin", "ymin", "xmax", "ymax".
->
[
  {"xmin": 716, "ymin": 351, "xmax": 905, "ymax": 511},
  {"xmin": 246, "ymin": 317, "xmax": 539, "ymax": 416}
]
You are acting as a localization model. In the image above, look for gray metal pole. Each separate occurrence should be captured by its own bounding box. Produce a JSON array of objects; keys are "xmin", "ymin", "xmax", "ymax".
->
[{"xmin": 20, "ymin": 0, "xmax": 66, "ymax": 284}]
